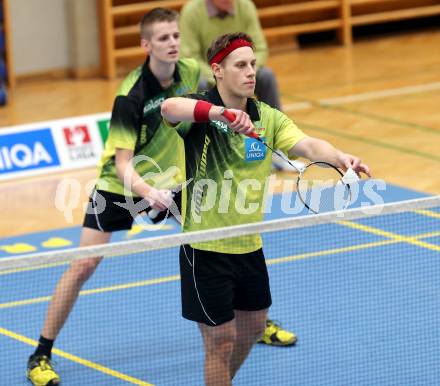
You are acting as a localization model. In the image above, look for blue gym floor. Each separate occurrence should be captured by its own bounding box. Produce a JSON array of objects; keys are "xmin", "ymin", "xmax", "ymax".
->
[{"xmin": 1, "ymin": 182, "xmax": 439, "ymax": 385}]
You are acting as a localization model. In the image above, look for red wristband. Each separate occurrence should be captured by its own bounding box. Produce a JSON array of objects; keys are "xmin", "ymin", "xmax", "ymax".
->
[{"xmin": 194, "ymin": 100, "xmax": 213, "ymax": 122}]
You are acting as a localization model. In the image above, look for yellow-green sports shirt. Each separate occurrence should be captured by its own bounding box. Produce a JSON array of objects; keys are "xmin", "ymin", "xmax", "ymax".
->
[
  {"xmin": 96, "ymin": 57, "xmax": 200, "ymax": 196},
  {"xmin": 173, "ymin": 87, "xmax": 307, "ymax": 254}
]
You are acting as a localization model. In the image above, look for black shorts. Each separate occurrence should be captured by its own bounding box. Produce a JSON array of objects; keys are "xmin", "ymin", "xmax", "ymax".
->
[
  {"xmin": 83, "ymin": 190, "xmax": 147, "ymax": 232},
  {"xmin": 83, "ymin": 189, "xmax": 182, "ymax": 232},
  {"xmin": 179, "ymin": 245, "xmax": 272, "ymax": 326}
]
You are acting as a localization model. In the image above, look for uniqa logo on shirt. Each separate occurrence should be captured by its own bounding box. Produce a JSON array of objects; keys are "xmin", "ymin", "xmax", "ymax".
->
[{"xmin": 245, "ymin": 137, "xmax": 266, "ymax": 161}]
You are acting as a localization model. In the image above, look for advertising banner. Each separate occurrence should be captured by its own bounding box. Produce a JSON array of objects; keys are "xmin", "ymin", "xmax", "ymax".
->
[{"xmin": 0, "ymin": 112, "xmax": 111, "ymax": 181}]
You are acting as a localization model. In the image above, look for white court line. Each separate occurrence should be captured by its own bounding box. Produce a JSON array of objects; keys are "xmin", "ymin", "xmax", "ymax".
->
[{"xmin": 284, "ymin": 81, "xmax": 440, "ymax": 112}]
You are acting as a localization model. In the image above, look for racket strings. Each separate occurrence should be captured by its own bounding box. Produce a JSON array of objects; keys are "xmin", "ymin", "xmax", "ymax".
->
[
  {"xmin": 297, "ymin": 163, "xmax": 351, "ymax": 213},
  {"xmin": 256, "ymin": 138, "xmax": 352, "ymax": 213}
]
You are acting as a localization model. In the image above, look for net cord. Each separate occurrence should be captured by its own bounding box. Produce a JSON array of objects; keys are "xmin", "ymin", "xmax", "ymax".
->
[{"xmin": 0, "ymin": 195, "xmax": 438, "ymax": 271}]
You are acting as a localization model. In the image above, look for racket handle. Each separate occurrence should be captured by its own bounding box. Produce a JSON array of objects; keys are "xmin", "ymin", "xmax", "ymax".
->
[
  {"xmin": 222, "ymin": 109, "xmax": 259, "ymax": 139},
  {"xmin": 221, "ymin": 109, "xmax": 236, "ymax": 122},
  {"xmin": 148, "ymin": 208, "xmax": 160, "ymax": 220},
  {"xmin": 147, "ymin": 191, "xmax": 176, "ymax": 221}
]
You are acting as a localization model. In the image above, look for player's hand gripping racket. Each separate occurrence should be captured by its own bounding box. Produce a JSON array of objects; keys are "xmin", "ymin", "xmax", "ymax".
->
[
  {"xmin": 222, "ymin": 109, "xmax": 359, "ymax": 214},
  {"xmin": 147, "ymin": 189, "xmax": 182, "ymax": 223}
]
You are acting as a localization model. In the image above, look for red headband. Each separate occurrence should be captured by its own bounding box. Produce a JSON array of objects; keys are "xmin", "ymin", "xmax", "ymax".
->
[{"xmin": 209, "ymin": 38, "xmax": 253, "ymax": 65}]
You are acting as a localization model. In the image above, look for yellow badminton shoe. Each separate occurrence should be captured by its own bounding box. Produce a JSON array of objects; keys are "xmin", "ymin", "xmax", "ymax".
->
[
  {"xmin": 258, "ymin": 319, "xmax": 297, "ymax": 346},
  {"xmin": 27, "ymin": 355, "xmax": 60, "ymax": 386}
]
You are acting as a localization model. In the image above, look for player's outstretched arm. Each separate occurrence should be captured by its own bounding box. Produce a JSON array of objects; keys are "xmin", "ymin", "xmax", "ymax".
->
[
  {"xmin": 161, "ymin": 97, "xmax": 203, "ymax": 124},
  {"xmin": 161, "ymin": 98, "xmax": 254, "ymax": 136},
  {"xmin": 289, "ymin": 136, "xmax": 371, "ymax": 177}
]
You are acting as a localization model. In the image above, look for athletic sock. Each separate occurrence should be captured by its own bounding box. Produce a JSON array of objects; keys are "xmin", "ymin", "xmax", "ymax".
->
[{"xmin": 33, "ymin": 335, "xmax": 55, "ymax": 359}]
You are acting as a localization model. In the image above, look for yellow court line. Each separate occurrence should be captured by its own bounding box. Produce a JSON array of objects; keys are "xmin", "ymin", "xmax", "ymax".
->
[
  {"xmin": 0, "ymin": 261, "xmax": 67, "ymax": 276},
  {"xmin": 338, "ymin": 221, "xmax": 440, "ymax": 252},
  {"xmin": 0, "ymin": 275, "xmax": 180, "ymax": 309},
  {"xmin": 3, "ymin": 231, "xmax": 439, "ymax": 310},
  {"xmin": 0, "ymin": 242, "xmax": 387, "ymax": 309},
  {"xmin": 413, "ymin": 209, "xmax": 440, "ymax": 220},
  {"xmin": 267, "ymin": 230, "xmax": 440, "ymax": 265},
  {"xmin": 266, "ymin": 239, "xmax": 397, "ymax": 265},
  {"xmin": 2, "ymin": 209, "xmax": 439, "ymax": 277},
  {"xmin": 0, "ymin": 249, "xmax": 138, "ymax": 276},
  {"xmin": 0, "ymin": 326, "xmax": 154, "ymax": 386}
]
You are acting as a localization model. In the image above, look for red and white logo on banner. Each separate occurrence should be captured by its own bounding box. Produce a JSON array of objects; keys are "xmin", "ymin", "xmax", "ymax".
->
[
  {"xmin": 63, "ymin": 125, "xmax": 91, "ymax": 146},
  {"xmin": 62, "ymin": 125, "xmax": 96, "ymax": 162}
]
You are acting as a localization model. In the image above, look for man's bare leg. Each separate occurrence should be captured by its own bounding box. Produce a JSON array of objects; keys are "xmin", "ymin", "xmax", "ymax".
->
[
  {"xmin": 199, "ymin": 320, "xmax": 237, "ymax": 386},
  {"xmin": 41, "ymin": 227, "xmax": 111, "ymax": 339},
  {"xmin": 230, "ymin": 309, "xmax": 268, "ymax": 379}
]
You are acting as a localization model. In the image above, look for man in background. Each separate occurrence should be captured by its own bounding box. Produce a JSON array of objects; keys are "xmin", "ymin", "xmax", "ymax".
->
[{"xmin": 180, "ymin": 0, "xmax": 281, "ymax": 111}]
